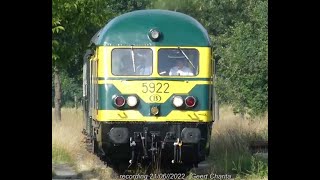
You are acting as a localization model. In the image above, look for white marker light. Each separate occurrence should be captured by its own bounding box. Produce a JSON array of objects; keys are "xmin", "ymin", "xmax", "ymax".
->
[
  {"xmin": 127, "ymin": 96, "xmax": 138, "ymax": 107},
  {"xmin": 173, "ymin": 96, "xmax": 184, "ymax": 107}
]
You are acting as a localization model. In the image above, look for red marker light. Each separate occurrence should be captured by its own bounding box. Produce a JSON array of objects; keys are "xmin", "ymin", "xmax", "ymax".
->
[
  {"xmin": 185, "ymin": 96, "xmax": 196, "ymax": 107},
  {"xmin": 114, "ymin": 96, "xmax": 125, "ymax": 107}
]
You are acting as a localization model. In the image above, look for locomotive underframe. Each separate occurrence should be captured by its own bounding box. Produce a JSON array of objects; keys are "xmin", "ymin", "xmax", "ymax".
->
[{"xmin": 90, "ymin": 121, "xmax": 212, "ymax": 168}]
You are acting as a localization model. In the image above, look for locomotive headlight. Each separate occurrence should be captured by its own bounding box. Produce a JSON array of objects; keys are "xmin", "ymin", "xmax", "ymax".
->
[
  {"xmin": 172, "ymin": 96, "xmax": 184, "ymax": 107},
  {"xmin": 127, "ymin": 95, "xmax": 138, "ymax": 107},
  {"xmin": 151, "ymin": 30, "xmax": 159, "ymax": 39},
  {"xmin": 148, "ymin": 29, "xmax": 161, "ymax": 41}
]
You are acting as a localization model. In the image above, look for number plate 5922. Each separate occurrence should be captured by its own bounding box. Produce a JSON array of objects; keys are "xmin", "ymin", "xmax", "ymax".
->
[{"xmin": 142, "ymin": 83, "xmax": 169, "ymax": 93}]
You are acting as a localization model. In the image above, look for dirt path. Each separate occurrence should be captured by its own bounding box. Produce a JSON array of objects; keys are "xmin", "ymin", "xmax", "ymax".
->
[{"xmin": 52, "ymin": 163, "xmax": 80, "ymax": 179}]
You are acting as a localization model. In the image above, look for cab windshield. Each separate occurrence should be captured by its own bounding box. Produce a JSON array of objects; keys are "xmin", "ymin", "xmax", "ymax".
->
[
  {"xmin": 111, "ymin": 48, "xmax": 153, "ymax": 76},
  {"xmin": 158, "ymin": 48, "xmax": 199, "ymax": 76}
]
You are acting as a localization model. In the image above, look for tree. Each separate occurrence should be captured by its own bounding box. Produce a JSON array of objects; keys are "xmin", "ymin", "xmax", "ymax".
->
[
  {"xmin": 215, "ymin": 0, "xmax": 268, "ymax": 116},
  {"xmin": 52, "ymin": 17, "xmax": 64, "ymax": 121},
  {"xmin": 52, "ymin": 0, "xmax": 114, "ymax": 121}
]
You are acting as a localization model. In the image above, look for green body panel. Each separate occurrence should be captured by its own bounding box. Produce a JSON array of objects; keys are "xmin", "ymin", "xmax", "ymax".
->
[
  {"xmin": 93, "ymin": 10, "xmax": 211, "ymax": 47},
  {"xmin": 98, "ymin": 83, "xmax": 211, "ymax": 116}
]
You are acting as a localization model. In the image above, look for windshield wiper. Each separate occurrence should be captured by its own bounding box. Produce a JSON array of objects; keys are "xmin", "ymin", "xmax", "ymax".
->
[
  {"xmin": 178, "ymin": 47, "xmax": 195, "ymax": 69},
  {"xmin": 131, "ymin": 46, "xmax": 136, "ymax": 72}
]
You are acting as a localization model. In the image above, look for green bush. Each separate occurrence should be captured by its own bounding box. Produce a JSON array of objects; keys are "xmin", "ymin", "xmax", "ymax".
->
[{"xmin": 52, "ymin": 145, "xmax": 73, "ymax": 164}]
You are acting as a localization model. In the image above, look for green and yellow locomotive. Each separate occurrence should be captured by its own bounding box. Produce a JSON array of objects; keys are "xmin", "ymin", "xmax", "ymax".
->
[{"xmin": 82, "ymin": 9, "xmax": 215, "ymax": 170}]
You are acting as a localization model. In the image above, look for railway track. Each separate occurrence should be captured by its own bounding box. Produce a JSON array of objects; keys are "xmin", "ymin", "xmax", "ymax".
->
[
  {"xmin": 249, "ymin": 140, "xmax": 268, "ymax": 161},
  {"xmin": 249, "ymin": 140, "xmax": 268, "ymax": 153}
]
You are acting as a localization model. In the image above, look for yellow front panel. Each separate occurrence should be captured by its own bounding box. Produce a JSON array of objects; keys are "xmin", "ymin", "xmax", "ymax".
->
[
  {"xmin": 95, "ymin": 46, "xmax": 212, "ymax": 122},
  {"xmin": 97, "ymin": 110, "xmax": 212, "ymax": 122}
]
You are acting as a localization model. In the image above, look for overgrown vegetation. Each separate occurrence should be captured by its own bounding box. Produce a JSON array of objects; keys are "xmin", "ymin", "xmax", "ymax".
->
[
  {"xmin": 52, "ymin": 145, "xmax": 74, "ymax": 164},
  {"xmin": 52, "ymin": 0, "xmax": 268, "ymax": 117},
  {"xmin": 52, "ymin": 108, "xmax": 113, "ymax": 179},
  {"xmin": 180, "ymin": 106, "xmax": 268, "ymax": 180},
  {"xmin": 208, "ymin": 106, "xmax": 268, "ymax": 179}
]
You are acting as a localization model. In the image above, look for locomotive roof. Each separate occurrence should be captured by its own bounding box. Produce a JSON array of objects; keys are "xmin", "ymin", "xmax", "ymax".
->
[{"xmin": 91, "ymin": 9, "xmax": 211, "ymax": 47}]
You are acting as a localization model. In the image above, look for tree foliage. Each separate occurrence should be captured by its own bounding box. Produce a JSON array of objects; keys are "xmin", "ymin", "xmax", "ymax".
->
[
  {"xmin": 215, "ymin": 0, "xmax": 268, "ymax": 116},
  {"xmin": 52, "ymin": 0, "xmax": 115, "ymax": 110},
  {"xmin": 52, "ymin": 0, "xmax": 114, "ymax": 69},
  {"xmin": 52, "ymin": 18, "xmax": 64, "ymax": 61},
  {"xmin": 107, "ymin": 0, "xmax": 151, "ymax": 15}
]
